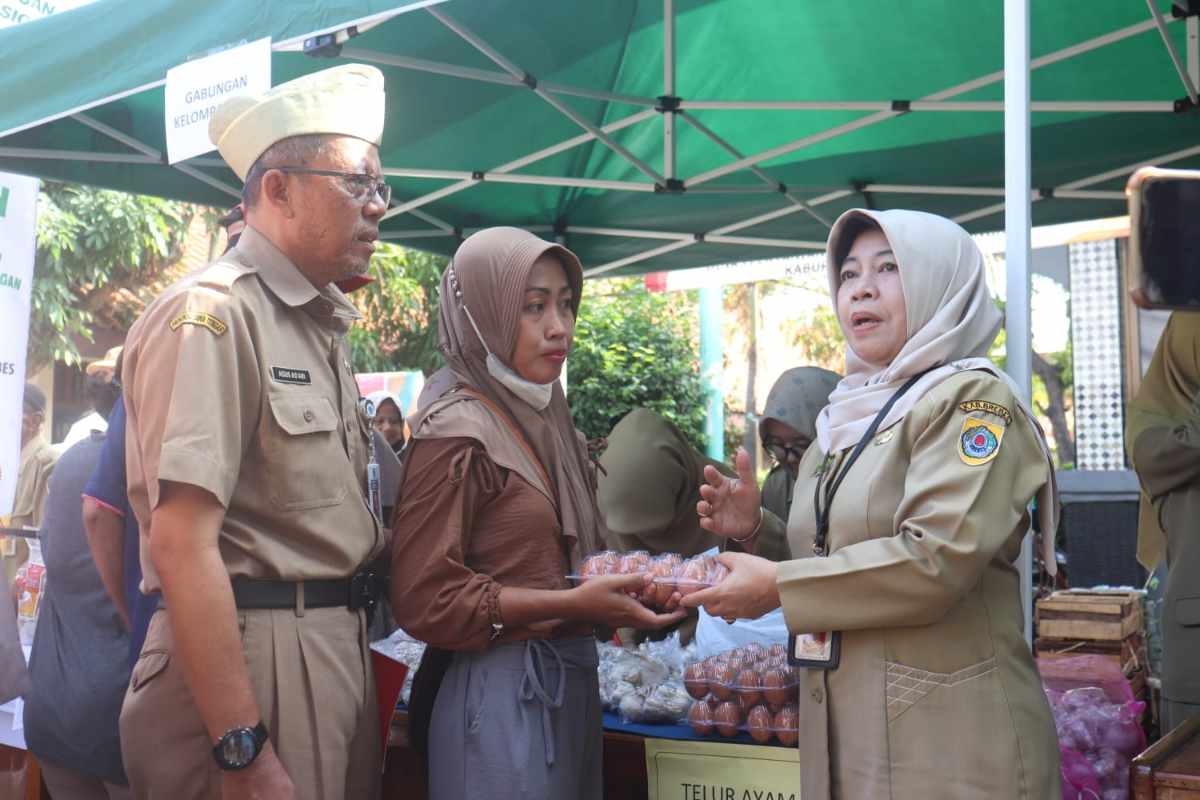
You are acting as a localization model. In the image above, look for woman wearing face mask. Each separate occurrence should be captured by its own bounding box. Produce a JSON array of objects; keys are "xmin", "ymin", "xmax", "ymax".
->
[
  {"xmin": 758, "ymin": 367, "xmax": 841, "ymax": 528},
  {"xmin": 389, "ymin": 227, "xmax": 683, "ymax": 800},
  {"xmin": 366, "ymin": 390, "xmax": 406, "ymax": 455},
  {"xmin": 681, "ymin": 210, "xmax": 1061, "ymax": 798}
]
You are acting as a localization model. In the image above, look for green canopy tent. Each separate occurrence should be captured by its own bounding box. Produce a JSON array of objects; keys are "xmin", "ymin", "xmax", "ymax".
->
[{"xmin": 1, "ymin": 0, "xmax": 1198, "ymax": 278}]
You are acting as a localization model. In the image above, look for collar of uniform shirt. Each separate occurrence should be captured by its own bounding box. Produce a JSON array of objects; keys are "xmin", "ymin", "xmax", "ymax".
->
[{"xmin": 233, "ymin": 224, "xmax": 322, "ymax": 308}]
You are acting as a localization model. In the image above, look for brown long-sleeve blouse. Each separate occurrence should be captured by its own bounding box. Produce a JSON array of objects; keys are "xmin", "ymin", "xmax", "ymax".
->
[{"xmin": 390, "ymin": 435, "xmax": 583, "ymax": 651}]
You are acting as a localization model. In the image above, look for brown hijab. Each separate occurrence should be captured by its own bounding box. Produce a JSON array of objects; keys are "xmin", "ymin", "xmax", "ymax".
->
[
  {"xmin": 405, "ymin": 227, "xmax": 603, "ymax": 568},
  {"xmin": 1127, "ymin": 312, "xmax": 1200, "ymax": 568}
]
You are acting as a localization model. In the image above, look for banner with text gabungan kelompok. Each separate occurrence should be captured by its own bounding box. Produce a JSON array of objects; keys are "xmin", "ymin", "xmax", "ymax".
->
[{"xmin": 0, "ymin": 171, "xmax": 39, "ymax": 518}]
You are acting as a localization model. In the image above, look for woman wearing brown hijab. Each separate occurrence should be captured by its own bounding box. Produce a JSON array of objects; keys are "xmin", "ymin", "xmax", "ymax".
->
[
  {"xmin": 1127, "ymin": 312, "xmax": 1200, "ymax": 732},
  {"xmin": 390, "ymin": 227, "xmax": 682, "ymax": 800}
]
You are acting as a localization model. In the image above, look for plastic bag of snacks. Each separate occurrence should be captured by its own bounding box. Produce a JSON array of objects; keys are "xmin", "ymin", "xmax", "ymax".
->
[
  {"xmin": 572, "ymin": 551, "xmax": 730, "ymax": 610},
  {"xmin": 681, "ymin": 644, "xmax": 800, "ymax": 746},
  {"xmin": 598, "ymin": 634, "xmax": 697, "ymax": 724}
]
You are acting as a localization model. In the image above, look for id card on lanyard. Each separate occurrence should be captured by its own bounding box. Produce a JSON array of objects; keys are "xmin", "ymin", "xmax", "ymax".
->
[{"xmin": 788, "ymin": 367, "xmax": 934, "ymax": 670}]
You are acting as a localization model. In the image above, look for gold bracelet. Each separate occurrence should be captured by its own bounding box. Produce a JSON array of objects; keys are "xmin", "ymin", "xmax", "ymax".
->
[{"xmin": 730, "ymin": 508, "xmax": 765, "ymax": 544}]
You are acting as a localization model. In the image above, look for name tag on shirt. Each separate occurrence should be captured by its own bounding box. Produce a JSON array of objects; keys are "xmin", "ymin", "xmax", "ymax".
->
[
  {"xmin": 788, "ymin": 630, "xmax": 841, "ymax": 669},
  {"xmin": 270, "ymin": 366, "xmax": 312, "ymax": 386}
]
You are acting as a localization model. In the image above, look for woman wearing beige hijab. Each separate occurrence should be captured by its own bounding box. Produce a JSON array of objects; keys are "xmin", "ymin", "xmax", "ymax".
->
[
  {"xmin": 681, "ymin": 209, "xmax": 1060, "ymax": 799},
  {"xmin": 1127, "ymin": 312, "xmax": 1200, "ymax": 732},
  {"xmin": 389, "ymin": 227, "xmax": 681, "ymax": 800}
]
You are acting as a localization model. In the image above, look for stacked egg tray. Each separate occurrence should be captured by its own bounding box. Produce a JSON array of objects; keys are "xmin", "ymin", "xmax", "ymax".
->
[
  {"xmin": 569, "ymin": 550, "xmax": 730, "ymax": 610},
  {"xmin": 682, "ymin": 644, "xmax": 800, "ymax": 746}
]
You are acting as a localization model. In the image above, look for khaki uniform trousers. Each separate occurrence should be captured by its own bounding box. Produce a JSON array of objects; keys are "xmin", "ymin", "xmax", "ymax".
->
[{"xmin": 120, "ymin": 606, "xmax": 380, "ymax": 800}]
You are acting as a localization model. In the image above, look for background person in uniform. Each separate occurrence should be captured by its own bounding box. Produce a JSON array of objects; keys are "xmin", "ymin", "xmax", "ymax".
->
[
  {"xmin": 757, "ymin": 367, "xmax": 840, "ymax": 526},
  {"xmin": 366, "ymin": 390, "xmax": 406, "ymax": 456},
  {"xmin": 23, "ymin": 391, "xmax": 131, "ymax": 800},
  {"xmin": 683, "ymin": 209, "xmax": 1061, "ymax": 799},
  {"xmin": 1128, "ymin": 312, "xmax": 1200, "ymax": 733},
  {"xmin": 4, "ymin": 384, "xmax": 56, "ymax": 588},
  {"xmin": 390, "ymin": 227, "xmax": 683, "ymax": 800},
  {"xmin": 118, "ymin": 65, "xmax": 389, "ymax": 800}
]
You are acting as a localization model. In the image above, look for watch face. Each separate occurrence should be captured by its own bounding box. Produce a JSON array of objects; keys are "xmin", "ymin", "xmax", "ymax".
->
[{"xmin": 220, "ymin": 729, "xmax": 258, "ymax": 769}]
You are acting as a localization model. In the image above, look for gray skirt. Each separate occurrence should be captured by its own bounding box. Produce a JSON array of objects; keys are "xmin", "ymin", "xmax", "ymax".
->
[{"xmin": 428, "ymin": 636, "xmax": 602, "ymax": 800}]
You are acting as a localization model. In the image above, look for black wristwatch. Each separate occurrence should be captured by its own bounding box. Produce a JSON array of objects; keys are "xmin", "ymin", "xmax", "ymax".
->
[{"xmin": 212, "ymin": 722, "xmax": 269, "ymax": 771}]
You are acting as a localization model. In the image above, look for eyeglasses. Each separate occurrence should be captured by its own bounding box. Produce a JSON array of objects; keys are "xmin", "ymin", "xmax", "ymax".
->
[
  {"xmin": 274, "ymin": 166, "xmax": 391, "ymax": 206},
  {"xmin": 763, "ymin": 437, "xmax": 810, "ymax": 464}
]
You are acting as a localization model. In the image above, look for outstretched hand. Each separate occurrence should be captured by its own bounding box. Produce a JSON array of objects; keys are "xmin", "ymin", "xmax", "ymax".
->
[
  {"xmin": 697, "ymin": 448, "xmax": 762, "ymax": 539},
  {"xmin": 680, "ymin": 552, "xmax": 781, "ymax": 622}
]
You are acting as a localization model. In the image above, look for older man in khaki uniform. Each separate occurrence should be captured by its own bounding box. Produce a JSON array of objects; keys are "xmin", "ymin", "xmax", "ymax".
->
[
  {"xmin": 3, "ymin": 384, "xmax": 57, "ymax": 588},
  {"xmin": 119, "ymin": 65, "xmax": 389, "ymax": 800}
]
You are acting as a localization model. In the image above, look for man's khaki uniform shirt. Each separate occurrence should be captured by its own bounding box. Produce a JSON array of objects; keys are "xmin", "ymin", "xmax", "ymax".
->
[{"xmin": 123, "ymin": 226, "xmax": 383, "ymax": 591}]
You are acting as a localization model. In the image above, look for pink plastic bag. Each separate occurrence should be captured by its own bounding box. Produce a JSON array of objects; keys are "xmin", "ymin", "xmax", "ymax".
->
[
  {"xmin": 1038, "ymin": 655, "xmax": 1135, "ymax": 705},
  {"xmin": 1060, "ymin": 745, "xmax": 1101, "ymax": 800}
]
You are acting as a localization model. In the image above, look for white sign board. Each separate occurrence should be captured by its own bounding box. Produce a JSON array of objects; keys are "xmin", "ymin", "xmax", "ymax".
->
[
  {"xmin": 164, "ymin": 37, "xmax": 271, "ymax": 165},
  {"xmin": 0, "ymin": 172, "xmax": 39, "ymax": 517}
]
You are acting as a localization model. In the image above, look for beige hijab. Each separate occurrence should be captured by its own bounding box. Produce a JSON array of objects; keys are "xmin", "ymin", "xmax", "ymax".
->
[
  {"xmin": 815, "ymin": 208, "xmax": 1059, "ymax": 574},
  {"xmin": 1126, "ymin": 312, "xmax": 1200, "ymax": 568},
  {"xmin": 405, "ymin": 227, "xmax": 603, "ymax": 569}
]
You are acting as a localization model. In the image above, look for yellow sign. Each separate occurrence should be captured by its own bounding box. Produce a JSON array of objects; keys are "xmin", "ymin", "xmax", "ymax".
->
[
  {"xmin": 645, "ymin": 738, "xmax": 800, "ymax": 800},
  {"xmin": 169, "ymin": 310, "xmax": 228, "ymax": 336}
]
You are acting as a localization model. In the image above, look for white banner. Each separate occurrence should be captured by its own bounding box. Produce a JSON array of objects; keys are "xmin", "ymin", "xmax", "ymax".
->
[
  {"xmin": 164, "ymin": 37, "xmax": 271, "ymax": 164},
  {"xmin": 0, "ymin": 172, "xmax": 38, "ymax": 517}
]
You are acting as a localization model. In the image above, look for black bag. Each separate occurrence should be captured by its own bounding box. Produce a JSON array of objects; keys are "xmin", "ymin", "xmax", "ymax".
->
[{"xmin": 407, "ymin": 645, "xmax": 454, "ymax": 759}]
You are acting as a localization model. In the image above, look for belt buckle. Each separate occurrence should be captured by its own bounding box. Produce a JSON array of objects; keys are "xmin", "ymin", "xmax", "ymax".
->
[{"xmin": 348, "ymin": 571, "xmax": 377, "ymax": 612}]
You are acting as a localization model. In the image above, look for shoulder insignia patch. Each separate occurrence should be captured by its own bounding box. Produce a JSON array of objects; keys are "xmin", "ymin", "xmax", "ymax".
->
[
  {"xmin": 958, "ymin": 400, "xmax": 1012, "ymax": 425},
  {"xmin": 959, "ymin": 416, "xmax": 1005, "ymax": 466},
  {"xmin": 169, "ymin": 310, "xmax": 227, "ymax": 336}
]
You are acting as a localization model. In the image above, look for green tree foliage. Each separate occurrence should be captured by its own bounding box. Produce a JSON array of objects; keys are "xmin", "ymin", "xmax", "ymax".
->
[
  {"xmin": 30, "ymin": 183, "xmax": 190, "ymax": 371},
  {"xmin": 348, "ymin": 243, "xmax": 448, "ymax": 375},
  {"xmin": 569, "ymin": 279, "xmax": 706, "ymax": 444}
]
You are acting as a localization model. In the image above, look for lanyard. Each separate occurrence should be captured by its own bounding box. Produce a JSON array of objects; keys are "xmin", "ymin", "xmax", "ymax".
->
[{"xmin": 811, "ymin": 368, "xmax": 934, "ymax": 556}]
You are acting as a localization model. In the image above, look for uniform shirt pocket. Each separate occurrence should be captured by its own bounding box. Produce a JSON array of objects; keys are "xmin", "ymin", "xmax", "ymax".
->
[
  {"xmin": 266, "ymin": 393, "xmax": 349, "ymax": 511},
  {"xmin": 1175, "ymin": 595, "xmax": 1200, "ymax": 627}
]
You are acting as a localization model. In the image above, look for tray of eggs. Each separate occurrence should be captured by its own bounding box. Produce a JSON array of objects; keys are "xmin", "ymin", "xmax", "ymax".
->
[
  {"xmin": 570, "ymin": 550, "xmax": 730, "ymax": 610},
  {"xmin": 682, "ymin": 643, "xmax": 800, "ymax": 747}
]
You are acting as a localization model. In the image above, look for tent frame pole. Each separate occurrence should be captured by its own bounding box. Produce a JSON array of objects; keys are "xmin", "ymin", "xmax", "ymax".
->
[
  {"xmin": 678, "ymin": 100, "xmax": 1174, "ymax": 113},
  {"xmin": 663, "ymin": 0, "xmax": 677, "ymax": 180},
  {"xmin": 1146, "ymin": 0, "xmax": 1200, "ymax": 104},
  {"xmin": 342, "ymin": 47, "xmax": 657, "ymax": 107},
  {"xmin": 426, "ymin": 6, "xmax": 666, "ymax": 186},
  {"xmin": 1004, "ymin": 0, "xmax": 1035, "ymax": 647},
  {"xmin": 382, "ymin": 108, "xmax": 655, "ymax": 220},
  {"xmin": 682, "ymin": 16, "xmax": 1172, "ymax": 188}
]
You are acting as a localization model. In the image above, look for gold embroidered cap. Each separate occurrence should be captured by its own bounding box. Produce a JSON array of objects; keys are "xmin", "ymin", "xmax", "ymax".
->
[{"xmin": 209, "ymin": 64, "xmax": 386, "ymax": 180}]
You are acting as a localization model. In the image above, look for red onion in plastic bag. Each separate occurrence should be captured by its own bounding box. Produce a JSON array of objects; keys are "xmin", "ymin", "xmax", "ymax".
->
[{"xmin": 1059, "ymin": 745, "xmax": 1101, "ymax": 800}]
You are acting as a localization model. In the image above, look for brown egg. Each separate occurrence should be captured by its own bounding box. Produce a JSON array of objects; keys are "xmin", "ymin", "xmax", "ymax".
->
[
  {"xmin": 774, "ymin": 704, "xmax": 799, "ymax": 746},
  {"xmin": 683, "ymin": 664, "xmax": 709, "ymax": 700},
  {"xmin": 745, "ymin": 643, "xmax": 767, "ymax": 662},
  {"xmin": 766, "ymin": 655, "xmax": 788, "ymax": 671},
  {"xmin": 735, "ymin": 669, "xmax": 763, "ymax": 710},
  {"xmin": 762, "ymin": 668, "xmax": 789, "ymax": 711},
  {"xmin": 713, "ymin": 701, "xmax": 742, "ymax": 738},
  {"xmin": 709, "ymin": 663, "xmax": 735, "ymax": 701},
  {"xmin": 724, "ymin": 655, "xmax": 746, "ymax": 674},
  {"xmin": 687, "ymin": 700, "xmax": 714, "ymax": 736},
  {"xmin": 747, "ymin": 704, "xmax": 772, "ymax": 744},
  {"xmin": 676, "ymin": 558, "xmax": 710, "ymax": 596},
  {"xmin": 705, "ymin": 556, "xmax": 730, "ymax": 585},
  {"xmin": 769, "ymin": 643, "xmax": 787, "ymax": 659},
  {"xmin": 619, "ymin": 551, "xmax": 651, "ymax": 575},
  {"xmin": 645, "ymin": 557, "xmax": 681, "ymax": 608}
]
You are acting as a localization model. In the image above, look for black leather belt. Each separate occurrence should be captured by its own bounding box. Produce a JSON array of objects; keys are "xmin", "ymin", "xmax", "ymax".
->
[{"xmin": 230, "ymin": 571, "xmax": 387, "ymax": 611}]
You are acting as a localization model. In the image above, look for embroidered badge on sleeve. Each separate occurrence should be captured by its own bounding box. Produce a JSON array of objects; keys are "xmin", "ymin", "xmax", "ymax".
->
[
  {"xmin": 169, "ymin": 310, "xmax": 227, "ymax": 336},
  {"xmin": 959, "ymin": 416, "xmax": 1005, "ymax": 466}
]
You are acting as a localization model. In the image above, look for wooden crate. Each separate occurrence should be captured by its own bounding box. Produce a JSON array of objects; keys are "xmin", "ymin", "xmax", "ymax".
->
[
  {"xmin": 1036, "ymin": 589, "xmax": 1143, "ymax": 641},
  {"xmin": 1133, "ymin": 715, "xmax": 1200, "ymax": 799},
  {"xmin": 1035, "ymin": 632, "xmax": 1147, "ymax": 676}
]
